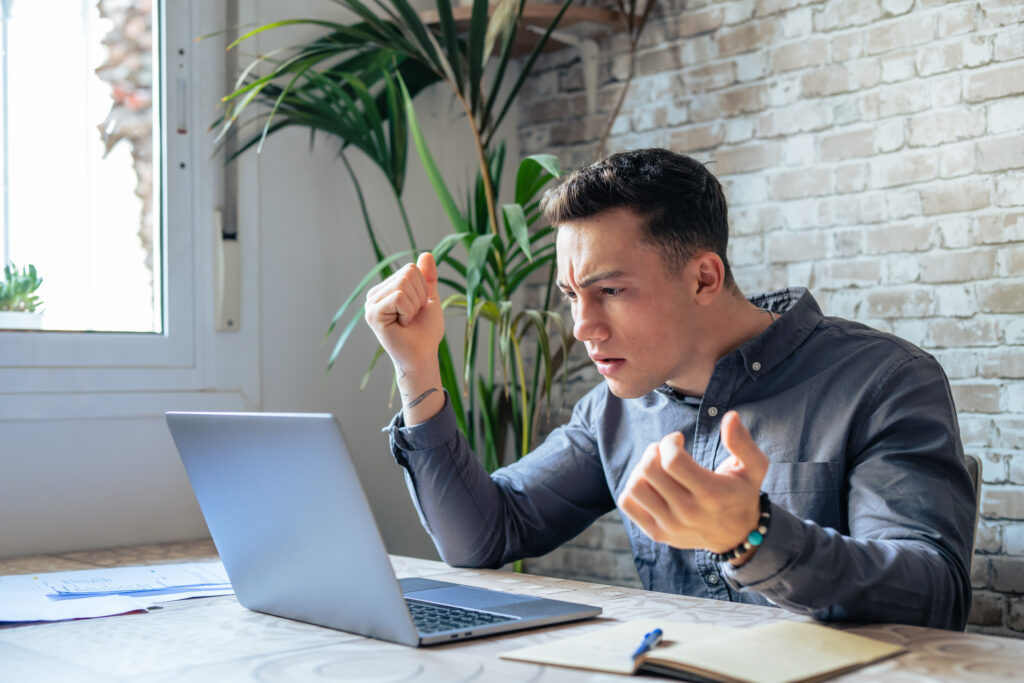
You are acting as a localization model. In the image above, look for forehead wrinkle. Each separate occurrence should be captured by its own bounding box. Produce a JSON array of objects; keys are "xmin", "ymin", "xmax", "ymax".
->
[
  {"xmin": 556, "ymin": 269, "xmax": 628, "ymax": 291},
  {"xmin": 555, "ymin": 220, "xmax": 630, "ymax": 290}
]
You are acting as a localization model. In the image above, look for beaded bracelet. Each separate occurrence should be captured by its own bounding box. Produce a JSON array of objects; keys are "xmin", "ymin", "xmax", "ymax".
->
[{"xmin": 707, "ymin": 492, "xmax": 772, "ymax": 563}]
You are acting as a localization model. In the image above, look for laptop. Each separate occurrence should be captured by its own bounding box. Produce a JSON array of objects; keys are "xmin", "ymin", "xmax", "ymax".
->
[{"xmin": 165, "ymin": 411, "xmax": 601, "ymax": 646}]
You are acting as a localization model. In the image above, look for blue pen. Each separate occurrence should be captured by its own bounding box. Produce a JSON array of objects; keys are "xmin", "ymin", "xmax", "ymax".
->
[{"xmin": 631, "ymin": 627, "xmax": 663, "ymax": 660}]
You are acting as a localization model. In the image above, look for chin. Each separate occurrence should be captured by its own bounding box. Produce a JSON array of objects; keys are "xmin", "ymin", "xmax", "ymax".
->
[{"xmin": 603, "ymin": 378, "xmax": 653, "ymax": 400}]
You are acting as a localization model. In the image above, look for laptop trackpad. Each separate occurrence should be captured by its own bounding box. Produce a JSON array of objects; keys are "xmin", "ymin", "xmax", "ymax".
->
[{"xmin": 407, "ymin": 585, "xmax": 537, "ymax": 610}]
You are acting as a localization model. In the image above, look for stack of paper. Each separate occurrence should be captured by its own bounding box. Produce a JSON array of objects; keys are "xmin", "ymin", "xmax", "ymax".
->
[{"xmin": 0, "ymin": 561, "xmax": 234, "ymax": 622}]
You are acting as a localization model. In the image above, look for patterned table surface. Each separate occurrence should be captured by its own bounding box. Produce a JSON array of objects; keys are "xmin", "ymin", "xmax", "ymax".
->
[{"xmin": 1, "ymin": 540, "xmax": 1022, "ymax": 682}]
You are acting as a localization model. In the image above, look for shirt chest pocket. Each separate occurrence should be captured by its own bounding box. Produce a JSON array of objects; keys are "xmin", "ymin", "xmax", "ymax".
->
[{"xmin": 761, "ymin": 461, "xmax": 843, "ymax": 532}]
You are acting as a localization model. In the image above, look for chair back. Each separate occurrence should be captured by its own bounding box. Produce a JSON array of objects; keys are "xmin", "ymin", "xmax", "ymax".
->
[{"xmin": 965, "ymin": 454, "xmax": 982, "ymax": 572}]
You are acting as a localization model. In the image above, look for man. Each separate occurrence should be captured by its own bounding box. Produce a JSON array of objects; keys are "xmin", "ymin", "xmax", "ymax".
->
[{"xmin": 364, "ymin": 148, "xmax": 975, "ymax": 630}]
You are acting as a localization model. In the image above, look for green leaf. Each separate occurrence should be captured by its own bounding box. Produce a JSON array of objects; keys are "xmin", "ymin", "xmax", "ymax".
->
[
  {"xmin": 517, "ymin": 309, "xmax": 554, "ymax": 404},
  {"xmin": 464, "ymin": 233, "xmax": 496, "ymax": 317},
  {"xmin": 467, "ymin": 0, "xmax": 489, "ymax": 113},
  {"xmin": 438, "ymin": 336, "xmax": 468, "ymax": 436},
  {"xmin": 433, "ymin": 0, "xmax": 464, "ymax": 94},
  {"xmin": 326, "ymin": 303, "xmax": 366, "ymax": 372},
  {"xmin": 326, "ymin": 249, "xmax": 413, "ymax": 338},
  {"xmin": 360, "ymin": 345, "xmax": 389, "ymax": 389},
  {"xmin": 476, "ymin": 377, "xmax": 499, "ymax": 472},
  {"xmin": 508, "ymin": 251, "xmax": 556, "ymax": 291},
  {"xmin": 339, "ymin": 150, "xmax": 386, "ymax": 262},
  {"xmin": 227, "ymin": 19, "xmax": 348, "ymax": 51},
  {"xmin": 486, "ymin": 0, "xmax": 574, "ymax": 148},
  {"xmin": 514, "ymin": 154, "xmax": 561, "ymax": 206},
  {"xmin": 440, "ymin": 293, "xmax": 466, "ymax": 310},
  {"xmin": 502, "ymin": 203, "xmax": 531, "ymax": 262},
  {"xmin": 398, "ymin": 75, "xmax": 469, "ymax": 233},
  {"xmin": 432, "ymin": 232, "xmax": 469, "ymax": 266}
]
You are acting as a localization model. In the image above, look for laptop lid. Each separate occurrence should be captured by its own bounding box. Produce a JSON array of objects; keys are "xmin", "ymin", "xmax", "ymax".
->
[
  {"xmin": 167, "ymin": 411, "xmax": 420, "ymax": 646},
  {"xmin": 165, "ymin": 411, "xmax": 600, "ymax": 646}
]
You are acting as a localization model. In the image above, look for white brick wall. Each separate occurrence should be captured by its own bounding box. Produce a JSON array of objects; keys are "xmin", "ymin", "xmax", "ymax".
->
[{"xmin": 518, "ymin": 0, "xmax": 1024, "ymax": 636}]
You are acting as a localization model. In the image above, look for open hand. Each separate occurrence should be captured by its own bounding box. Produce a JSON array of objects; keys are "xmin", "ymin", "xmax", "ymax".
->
[{"xmin": 617, "ymin": 411, "xmax": 769, "ymax": 556}]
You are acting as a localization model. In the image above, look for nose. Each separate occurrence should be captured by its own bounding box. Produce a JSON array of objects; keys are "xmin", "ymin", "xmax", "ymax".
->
[{"xmin": 572, "ymin": 299, "xmax": 609, "ymax": 343}]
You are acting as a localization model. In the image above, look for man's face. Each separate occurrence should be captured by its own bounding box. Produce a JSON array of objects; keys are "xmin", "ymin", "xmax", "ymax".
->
[{"xmin": 556, "ymin": 208, "xmax": 703, "ymax": 399}]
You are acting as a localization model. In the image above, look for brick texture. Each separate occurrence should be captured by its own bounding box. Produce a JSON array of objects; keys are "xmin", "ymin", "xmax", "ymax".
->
[{"xmin": 517, "ymin": 0, "xmax": 1024, "ymax": 637}]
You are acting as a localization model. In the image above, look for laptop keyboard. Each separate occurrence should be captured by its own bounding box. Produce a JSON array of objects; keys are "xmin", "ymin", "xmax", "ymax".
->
[{"xmin": 406, "ymin": 599, "xmax": 519, "ymax": 634}]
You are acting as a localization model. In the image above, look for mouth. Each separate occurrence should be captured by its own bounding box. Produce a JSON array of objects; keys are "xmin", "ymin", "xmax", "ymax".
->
[{"xmin": 589, "ymin": 354, "xmax": 625, "ymax": 376}]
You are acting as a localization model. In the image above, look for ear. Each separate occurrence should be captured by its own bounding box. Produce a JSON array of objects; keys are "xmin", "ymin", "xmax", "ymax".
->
[{"xmin": 692, "ymin": 252, "xmax": 726, "ymax": 303}]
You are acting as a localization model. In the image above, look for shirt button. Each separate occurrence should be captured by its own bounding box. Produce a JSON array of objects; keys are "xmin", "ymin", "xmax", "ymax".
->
[
  {"xmin": 707, "ymin": 406, "xmax": 719, "ymax": 417},
  {"xmin": 752, "ymin": 361, "xmax": 762, "ymax": 371},
  {"xmin": 707, "ymin": 574, "xmax": 720, "ymax": 585}
]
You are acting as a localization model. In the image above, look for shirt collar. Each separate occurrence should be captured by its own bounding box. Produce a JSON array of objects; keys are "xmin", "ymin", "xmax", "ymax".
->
[
  {"xmin": 739, "ymin": 287, "xmax": 823, "ymax": 380},
  {"xmin": 654, "ymin": 287, "xmax": 823, "ymax": 399}
]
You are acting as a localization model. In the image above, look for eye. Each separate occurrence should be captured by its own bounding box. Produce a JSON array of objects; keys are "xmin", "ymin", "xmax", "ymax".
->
[
  {"xmin": 601, "ymin": 287, "xmax": 623, "ymax": 296},
  {"xmin": 561, "ymin": 290, "xmax": 577, "ymax": 301}
]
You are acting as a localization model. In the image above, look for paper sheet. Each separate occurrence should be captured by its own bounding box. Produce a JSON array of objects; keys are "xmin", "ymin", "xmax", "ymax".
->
[
  {"xmin": 0, "ymin": 561, "xmax": 234, "ymax": 623},
  {"xmin": 40, "ymin": 561, "xmax": 230, "ymax": 597}
]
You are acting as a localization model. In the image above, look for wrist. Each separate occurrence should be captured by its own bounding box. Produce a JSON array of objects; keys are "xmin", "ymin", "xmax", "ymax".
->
[
  {"xmin": 708, "ymin": 492, "xmax": 772, "ymax": 566},
  {"xmin": 392, "ymin": 354, "xmax": 440, "ymax": 380},
  {"xmin": 396, "ymin": 365, "xmax": 444, "ymax": 427}
]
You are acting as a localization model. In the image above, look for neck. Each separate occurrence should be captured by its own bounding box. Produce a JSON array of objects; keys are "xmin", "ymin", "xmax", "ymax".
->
[{"xmin": 665, "ymin": 291, "xmax": 774, "ymax": 397}]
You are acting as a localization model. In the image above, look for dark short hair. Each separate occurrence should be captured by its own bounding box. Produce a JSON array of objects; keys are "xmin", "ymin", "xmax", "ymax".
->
[{"xmin": 540, "ymin": 148, "xmax": 732, "ymax": 284}]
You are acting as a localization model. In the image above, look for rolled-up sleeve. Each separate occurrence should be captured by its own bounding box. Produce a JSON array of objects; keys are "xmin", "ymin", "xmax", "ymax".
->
[
  {"xmin": 388, "ymin": 392, "xmax": 616, "ymax": 568},
  {"xmin": 723, "ymin": 355, "xmax": 975, "ymax": 630}
]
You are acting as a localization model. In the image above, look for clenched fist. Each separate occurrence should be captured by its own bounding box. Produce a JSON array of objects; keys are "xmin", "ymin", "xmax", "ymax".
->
[{"xmin": 364, "ymin": 252, "xmax": 446, "ymax": 424}]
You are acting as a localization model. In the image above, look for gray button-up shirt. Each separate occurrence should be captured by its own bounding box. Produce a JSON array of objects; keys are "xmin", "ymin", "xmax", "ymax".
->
[{"xmin": 388, "ymin": 288, "xmax": 975, "ymax": 630}]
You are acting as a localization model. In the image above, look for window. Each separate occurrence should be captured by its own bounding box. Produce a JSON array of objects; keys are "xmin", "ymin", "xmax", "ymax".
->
[
  {"xmin": 1, "ymin": 0, "xmax": 161, "ymax": 333},
  {"xmin": 0, "ymin": 1, "xmax": 250, "ymax": 418}
]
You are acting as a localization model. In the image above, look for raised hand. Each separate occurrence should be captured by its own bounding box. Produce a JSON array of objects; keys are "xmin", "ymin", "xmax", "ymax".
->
[
  {"xmin": 617, "ymin": 411, "xmax": 769, "ymax": 563},
  {"xmin": 365, "ymin": 252, "xmax": 445, "ymax": 373},
  {"xmin": 364, "ymin": 252, "xmax": 446, "ymax": 423}
]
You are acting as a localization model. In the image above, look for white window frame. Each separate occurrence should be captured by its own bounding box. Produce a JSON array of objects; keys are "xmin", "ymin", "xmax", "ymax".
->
[{"xmin": 0, "ymin": 1, "xmax": 258, "ymax": 419}]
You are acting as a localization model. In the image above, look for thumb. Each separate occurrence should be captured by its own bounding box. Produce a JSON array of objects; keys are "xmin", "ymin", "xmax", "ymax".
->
[
  {"xmin": 418, "ymin": 251, "xmax": 439, "ymax": 299},
  {"xmin": 719, "ymin": 411, "xmax": 768, "ymax": 483}
]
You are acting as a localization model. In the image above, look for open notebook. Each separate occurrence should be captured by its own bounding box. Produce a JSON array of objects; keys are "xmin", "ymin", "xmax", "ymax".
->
[{"xmin": 501, "ymin": 619, "xmax": 905, "ymax": 682}]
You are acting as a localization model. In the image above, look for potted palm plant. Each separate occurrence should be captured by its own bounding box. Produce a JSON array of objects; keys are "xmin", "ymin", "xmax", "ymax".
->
[
  {"xmin": 217, "ymin": 0, "xmax": 580, "ymax": 469},
  {"xmin": 0, "ymin": 262, "xmax": 44, "ymax": 330}
]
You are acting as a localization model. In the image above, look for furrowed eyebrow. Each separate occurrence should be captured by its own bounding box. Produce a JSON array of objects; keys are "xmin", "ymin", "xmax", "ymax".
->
[{"xmin": 556, "ymin": 271, "xmax": 627, "ymax": 291}]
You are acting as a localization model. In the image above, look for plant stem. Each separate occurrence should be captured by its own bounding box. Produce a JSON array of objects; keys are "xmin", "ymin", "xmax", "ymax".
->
[
  {"xmin": 340, "ymin": 151, "xmax": 387, "ymax": 262},
  {"xmin": 390, "ymin": 178, "xmax": 418, "ymax": 252},
  {"xmin": 455, "ymin": 91, "xmax": 507, "ymax": 293}
]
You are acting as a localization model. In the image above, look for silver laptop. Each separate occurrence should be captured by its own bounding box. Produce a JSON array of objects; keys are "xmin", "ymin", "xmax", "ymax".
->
[{"xmin": 165, "ymin": 411, "xmax": 601, "ymax": 646}]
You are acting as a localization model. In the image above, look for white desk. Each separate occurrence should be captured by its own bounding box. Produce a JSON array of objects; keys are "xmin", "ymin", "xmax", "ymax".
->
[{"xmin": 1, "ymin": 540, "xmax": 1022, "ymax": 681}]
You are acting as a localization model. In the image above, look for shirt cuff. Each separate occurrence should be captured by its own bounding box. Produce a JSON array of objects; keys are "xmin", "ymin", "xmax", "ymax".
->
[
  {"xmin": 386, "ymin": 391, "xmax": 460, "ymax": 465},
  {"xmin": 721, "ymin": 501, "xmax": 806, "ymax": 590}
]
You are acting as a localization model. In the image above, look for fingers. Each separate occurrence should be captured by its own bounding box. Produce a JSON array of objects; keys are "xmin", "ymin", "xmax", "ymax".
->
[
  {"xmin": 364, "ymin": 290, "xmax": 414, "ymax": 327},
  {"xmin": 719, "ymin": 411, "xmax": 769, "ymax": 483},
  {"xmin": 618, "ymin": 444, "xmax": 670, "ymax": 539},
  {"xmin": 366, "ymin": 261, "xmax": 429, "ymax": 327},
  {"xmin": 653, "ymin": 432, "xmax": 716, "ymax": 498},
  {"xmin": 620, "ymin": 420, "xmax": 768, "ymax": 551},
  {"xmin": 619, "ymin": 437, "xmax": 701, "ymax": 536},
  {"xmin": 418, "ymin": 251, "xmax": 439, "ymax": 299}
]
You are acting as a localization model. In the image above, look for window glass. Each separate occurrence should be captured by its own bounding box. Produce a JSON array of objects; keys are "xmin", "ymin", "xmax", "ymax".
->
[{"xmin": 0, "ymin": 0, "xmax": 160, "ymax": 333}]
